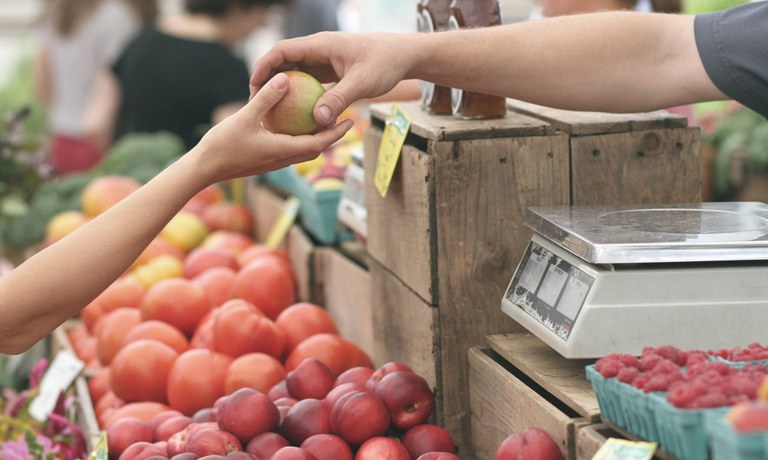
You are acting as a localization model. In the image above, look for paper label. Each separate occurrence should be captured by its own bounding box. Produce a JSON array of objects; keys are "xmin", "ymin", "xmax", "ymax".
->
[
  {"xmin": 88, "ymin": 431, "xmax": 108, "ymax": 460},
  {"xmin": 592, "ymin": 438, "xmax": 657, "ymax": 460},
  {"xmin": 265, "ymin": 196, "xmax": 300, "ymax": 249},
  {"xmin": 374, "ymin": 104, "xmax": 412, "ymax": 198},
  {"xmin": 29, "ymin": 350, "xmax": 84, "ymax": 421}
]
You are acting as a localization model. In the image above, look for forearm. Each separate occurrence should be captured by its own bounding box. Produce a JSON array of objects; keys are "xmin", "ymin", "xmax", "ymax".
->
[
  {"xmin": 407, "ymin": 12, "xmax": 723, "ymax": 113},
  {"xmin": 0, "ymin": 150, "xmax": 209, "ymax": 354}
]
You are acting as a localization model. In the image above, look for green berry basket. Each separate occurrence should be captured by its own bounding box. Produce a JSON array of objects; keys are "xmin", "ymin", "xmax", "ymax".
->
[
  {"xmin": 706, "ymin": 408, "xmax": 767, "ymax": 460},
  {"xmin": 586, "ymin": 365, "xmax": 630, "ymax": 430},
  {"xmin": 620, "ymin": 384, "xmax": 662, "ymax": 442},
  {"xmin": 651, "ymin": 393, "xmax": 721, "ymax": 460}
]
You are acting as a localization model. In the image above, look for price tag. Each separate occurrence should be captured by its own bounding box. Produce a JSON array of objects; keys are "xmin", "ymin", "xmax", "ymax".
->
[
  {"xmin": 87, "ymin": 431, "xmax": 108, "ymax": 460},
  {"xmin": 374, "ymin": 104, "xmax": 412, "ymax": 198},
  {"xmin": 592, "ymin": 438, "xmax": 657, "ymax": 460},
  {"xmin": 29, "ymin": 350, "xmax": 84, "ymax": 421},
  {"xmin": 265, "ymin": 196, "xmax": 300, "ymax": 249}
]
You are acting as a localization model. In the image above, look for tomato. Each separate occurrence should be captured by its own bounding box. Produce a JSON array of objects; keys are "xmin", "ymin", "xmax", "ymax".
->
[
  {"xmin": 110, "ymin": 339, "xmax": 179, "ymax": 403},
  {"xmin": 96, "ymin": 307, "xmax": 141, "ymax": 365},
  {"xmin": 225, "ymin": 352, "xmax": 286, "ymax": 395},
  {"xmin": 232, "ymin": 256, "xmax": 296, "ymax": 320},
  {"xmin": 88, "ymin": 366, "xmax": 111, "ymax": 405},
  {"xmin": 192, "ymin": 266, "xmax": 237, "ymax": 308},
  {"xmin": 285, "ymin": 334, "xmax": 373, "ymax": 378},
  {"xmin": 212, "ymin": 299, "xmax": 285, "ymax": 359},
  {"xmin": 103, "ymin": 401, "xmax": 170, "ymax": 430},
  {"xmin": 167, "ymin": 349, "xmax": 233, "ymax": 415},
  {"xmin": 275, "ymin": 302, "xmax": 339, "ymax": 356},
  {"xmin": 140, "ymin": 278, "xmax": 211, "ymax": 335},
  {"xmin": 123, "ymin": 320, "xmax": 189, "ymax": 354}
]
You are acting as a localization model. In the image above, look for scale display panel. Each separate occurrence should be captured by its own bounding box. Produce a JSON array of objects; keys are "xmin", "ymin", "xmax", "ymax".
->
[{"xmin": 502, "ymin": 202, "xmax": 768, "ymax": 358}]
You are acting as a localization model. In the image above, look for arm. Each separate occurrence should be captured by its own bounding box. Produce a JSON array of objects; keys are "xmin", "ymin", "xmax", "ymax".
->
[
  {"xmin": 0, "ymin": 73, "xmax": 353, "ymax": 355},
  {"xmin": 250, "ymin": 11, "xmax": 726, "ymax": 126}
]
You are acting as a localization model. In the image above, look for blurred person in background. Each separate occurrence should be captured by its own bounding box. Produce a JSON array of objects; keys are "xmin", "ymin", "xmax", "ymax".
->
[
  {"xmin": 282, "ymin": 0, "xmax": 341, "ymax": 39},
  {"xmin": 34, "ymin": 0, "xmax": 157, "ymax": 175},
  {"xmin": 86, "ymin": 0, "xmax": 283, "ymax": 151}
]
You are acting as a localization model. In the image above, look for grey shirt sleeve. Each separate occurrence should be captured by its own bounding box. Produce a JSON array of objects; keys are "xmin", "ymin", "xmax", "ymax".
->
[{"xmin": 695, "ymin": 2, "xmax": 768, "ymax": 118}]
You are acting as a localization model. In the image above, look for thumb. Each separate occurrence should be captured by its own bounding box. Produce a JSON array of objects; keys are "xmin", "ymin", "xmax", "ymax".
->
[
  {"xmin": 246, "ymin": 73, "xmax": 289, "ymax": 119},
  {"xmin": 312, "ymin": 76, "xmax": 368, "ymax": 126}
]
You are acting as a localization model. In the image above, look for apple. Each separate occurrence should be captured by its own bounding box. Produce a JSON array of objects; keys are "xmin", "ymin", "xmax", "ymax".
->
[
  {"xmin": 373, "ymin": 371, "xmax": 434, "ymax": 430},
  {"xmin": 169, "ymin": 454, "xmax": 198, "ymax": 460},
  {"xmin": 193, "ymin": 407, "xmax": 217, "ymax": 423},
  {"xmin": 300, "ymin": 434, "xmax": 353, "ymax": 460},
  {"xmin": 727, "ymin": 401, "xmax": 768, "ymax": 432},
  {"xmin": 154, "ymin": 415, "xmax": 194, "ymax": 442},
  {"xmin": 366, "ymin": 362, "xmax": 414, "ymax": 391},
  {"xmin": 495, "ymin": 428, "xmax": 563, "ymax": 460},
  {"xmin": 107, "ymin": 416, "xmax": 153, "ymax": 459},
  {"xmin": 263, "ymin": 70, "xmax": 326, "ymax": 136},
  {"xmin": 44, "ymin": 210, "xmax": 89, "ymax": 244},
  {"xmin": 81, "ymin": 175, "xmax": 141, "ymax": 217},
  {"xmin": 225, "ymin": 453, "xmax": 253, "ymax": 460},
  {"xmin": 216, "ymin": 388, "xmax": 280, "ymax": 444},
  {"xmin": 245, "ymin": 432, "xmax": 291, "ymax": 460},
  {"xmin": 161, "ymin": 211, "xmax": 210, "ymax": 253},
  {"xmin": 330, "ymin": 391, "xmax": 390, "ymax": 445},
  {"xmin": 354, "ymin": 436, "xmax": 410, "ymax": 460},
  {"xmin": 150, "ymin": 410, "xmax": 184, "ymax": 432},
  {"xmin": 417, "ymin": 453, "xmax": 461, "ymax": 460},
  {"xmin": 201, "ymin": 230, "xmax": 254, "ymax": 257},
  {"xmin": 401, "ymin": 424, "xmax": 456, "ymax": 459},
  {"xmin": 335, "ymin": 367, "xmax": 375, "ymax": 388},
  {"xmin": 268, "ymin": 380, "xmax": 291, "ymax": 401},
  {"xmin": 185, "ymin": 428, "xmax": 242, "ymax": 456},
  {"xmin": 270, "ymin": 446, "xmax": 319, "ymax": 460},
  {"xmin": 282, "ymin": 398, "xmax": 332, "ymax": 445},
  {"xmin": 116, "ymin": 441, "xmax": 166, "ymax": 459},
  {"xmin": 324, "ymin": 383, "xmax": 368, "ymax": 409},
  {"xmin": 286, "ymin": 358, "xmax": 335, "ymax": 400}
]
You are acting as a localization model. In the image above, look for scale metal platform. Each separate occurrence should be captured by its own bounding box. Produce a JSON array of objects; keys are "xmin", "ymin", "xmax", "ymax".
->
[{"xmin": 501, "ymin": 202, "xmax": 768, "ymax": 358}]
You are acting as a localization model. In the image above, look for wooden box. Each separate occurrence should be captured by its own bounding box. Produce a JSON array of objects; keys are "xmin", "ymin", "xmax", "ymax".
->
[
  {"xmin": 363, "ymin": 101, "xmax": 701, "ymax": 453},
  {"xmin": 469, "ymin": 333, "xmax": 600, "ymax": 460},
  {"xmin": 316, "ymin": 245, "xmax": 375, "ymax": 360}
]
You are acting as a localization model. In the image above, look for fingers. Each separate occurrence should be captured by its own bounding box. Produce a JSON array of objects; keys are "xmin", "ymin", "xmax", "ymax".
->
[
  {"xmin": 313, "ymin": 75, "xmax": 371, "ymax": 126},
  {"xmin": 245, "ymin": 73, "xmax": 289, "ymax": 118}
]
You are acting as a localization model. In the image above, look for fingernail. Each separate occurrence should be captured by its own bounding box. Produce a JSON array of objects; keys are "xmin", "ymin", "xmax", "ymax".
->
[
  {"xmin": 318, "ymin": 105, "xmax": 332, "ymax": 124},
  {"xmin": 271, "ymin": 73, "xmax": 288, "ymax": 89}
]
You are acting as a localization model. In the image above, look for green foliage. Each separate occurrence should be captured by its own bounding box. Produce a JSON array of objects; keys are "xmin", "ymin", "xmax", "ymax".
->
[
  {"xmin": 94, "ymin": 131, "xmax": 184, "ymax": 183},
  {"xmin": 708, "ymin": 107, "xmax": 768, "ymax": 199}
]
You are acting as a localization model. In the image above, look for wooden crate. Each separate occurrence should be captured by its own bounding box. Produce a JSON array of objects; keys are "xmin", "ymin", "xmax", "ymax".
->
[
  {"xmin": 469, "ymin": 332, "xmax": 600, "ymax": 460},
  {"xmin": 51, "ymin": 323, "xmax": 101, "ymax": 453},
  {"xmin": 363, "ymin": 101, "xmax": 701, "ymax": 454},
  {"xmin": 317, "ymin": 245, "xmax": 375, "ymax": 360}
]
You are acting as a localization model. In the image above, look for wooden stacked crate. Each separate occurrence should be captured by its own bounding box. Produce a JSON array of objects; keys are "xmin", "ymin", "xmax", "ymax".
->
[{"xmin": 363, "ymin": 100, "xmax": 701, "ymax": 458}]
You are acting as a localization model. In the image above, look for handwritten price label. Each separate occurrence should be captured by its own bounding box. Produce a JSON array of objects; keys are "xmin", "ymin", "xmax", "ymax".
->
[
  {"xmin": 592, "ymin": 438, "xmax": 657, "ymax": 460},
  {"xmin": 374, "ymin": 104, "xmax": 412, "ymax": 198}
]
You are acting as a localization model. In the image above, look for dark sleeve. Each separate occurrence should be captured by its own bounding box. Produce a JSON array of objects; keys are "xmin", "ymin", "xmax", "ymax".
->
[{"xmin": 694, "ymin": 2, "xmax": 768, "ymax": 118}]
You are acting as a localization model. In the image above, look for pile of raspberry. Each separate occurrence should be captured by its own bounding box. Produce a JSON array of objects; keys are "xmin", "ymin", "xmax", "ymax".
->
[
  {"xmin": 594, "ymin": 345, "xmax": 768, "ymax": 409},
  {"xmin": 707, "ymin": 343, "xmax": 768, "ymax": 362}
]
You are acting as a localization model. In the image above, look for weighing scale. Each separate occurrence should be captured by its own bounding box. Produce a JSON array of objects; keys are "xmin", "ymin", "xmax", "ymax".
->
[{"xmin": 501, "ymin": 202, "xmax": 768, "ymax": 359}]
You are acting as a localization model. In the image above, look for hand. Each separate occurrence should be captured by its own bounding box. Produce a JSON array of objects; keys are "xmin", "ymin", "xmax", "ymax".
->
[
  {"xmin": 249, "ymin": 32, "xmax": 412, "ymax": 128},
  {"xmin": 193, "ymin": 72, "xmax": 354, "ymax": 185}
]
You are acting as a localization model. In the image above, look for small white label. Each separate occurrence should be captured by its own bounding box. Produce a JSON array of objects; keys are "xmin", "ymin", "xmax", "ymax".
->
[{"xmin": 29, "ymin": 350, "xmax": 84, "ymax": 421}]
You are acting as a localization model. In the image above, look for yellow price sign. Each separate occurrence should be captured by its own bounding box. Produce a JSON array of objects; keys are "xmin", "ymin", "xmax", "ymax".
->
[
  {"xmin": 87, "ymin": 431, "xmax": 108, "ymax": 460},
  {"xmin": 374, "ymin": 104, "xmax": 412, "ymax": 198},
  {"xmin": 265, "ymin": 196, "xmax": 300, "ymax": 249},
  {"xmin": 592, "ymin": 438, "xmax": 657, "ymax": 460}
]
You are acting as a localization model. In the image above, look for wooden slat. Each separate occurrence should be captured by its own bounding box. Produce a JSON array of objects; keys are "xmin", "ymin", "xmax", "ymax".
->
[
  {"xmin": 469, "ymin": 347, "xmax": 574, "ymax": 460},
  {"xmin": 286, "ymin": 225, "xmax": 316, "ymax": 303},
  {"xmin": 432, "ymin": 132, "xmax": 571, "ymax": 451},
  {"xmin": 487, "ymin": 333, "xmax": 600, "ymax": 422},
  {"xmin": 322, "ymin": 248, "xmax": 375, "ymax": 361},
  {"xmin": 507, "ymin": 99, "xmax": 689, "ymax": 136},
  {"xmin": 365, "ymin": 127, "xmax": 437, "ymax": 304},
  {"xmin": 369, "ymin": 259, "xmax": 439, "ymax": 403},
  {"xmin": 369, "ymin": 101, "xmax": 554, "ymax": 141},
  {"xmin": 570, "ymin": 128, "xmax": 702, "ymax": 205}
]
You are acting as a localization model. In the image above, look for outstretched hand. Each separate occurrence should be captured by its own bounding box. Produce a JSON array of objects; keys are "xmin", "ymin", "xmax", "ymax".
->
[{"xmin": 249, "ymin": 32, "xmax": 412, "ymax": 129}]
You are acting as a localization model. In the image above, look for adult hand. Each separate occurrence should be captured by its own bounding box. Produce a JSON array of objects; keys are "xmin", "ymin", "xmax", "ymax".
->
[
  {"xmin": 195, "ymin": 72, "xmax": 354, "ymax": 185},
  {"xmin": 249, "ymin": 32, "xmax": 413, "ymax": 128}
]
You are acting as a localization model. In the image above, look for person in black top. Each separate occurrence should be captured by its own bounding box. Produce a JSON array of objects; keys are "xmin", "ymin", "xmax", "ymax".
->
[
  {"xmin": 87, "ymin": 0, "xmax": 284, "ymax": 150},
  {"xmin": 249, "ymin": 2, "xmax": 768, "ymax": 126}
]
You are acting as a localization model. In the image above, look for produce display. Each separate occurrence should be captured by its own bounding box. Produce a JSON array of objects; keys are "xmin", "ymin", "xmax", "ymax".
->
[
  {"xmin": 35, "ymin": 175, "xmax": 463, "ymax": 459},
  {"xmin": 590, "ymin": 344, "xmax": 768, "ymax": 459}
]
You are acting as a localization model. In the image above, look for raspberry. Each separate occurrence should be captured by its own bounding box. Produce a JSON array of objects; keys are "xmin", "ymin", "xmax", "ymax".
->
[
  {"xmin": 617, "ymin": 366, "xmax": 640, "ymax": 384},
  {"xmin": 688, "ymin": 391, "xmax": 729, "ymax": 409},
  {"xmin": 639, "ymin": 353, "xmax": 663, "ymax": 372},
  {"xmin": 595, "ymin": 358, "xmax": 624, "ymax": 378},
  {"xmin": 667, "ymin": 383, "xmax": 697, "ymax": 408},
  {"xmin": 651, "ymin": 359, "xmax": 681, "ymax": 376},
  {"xmin": 683, "ymin": 351, "xmax": 709, "ymax": 367},
  {"xmin": 643, "ymin": 374, "xmax": 671, "ymax": 393},
  {"xmin": 652, "ymin": 345, "xmax": 684, "ymax": 365}
]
